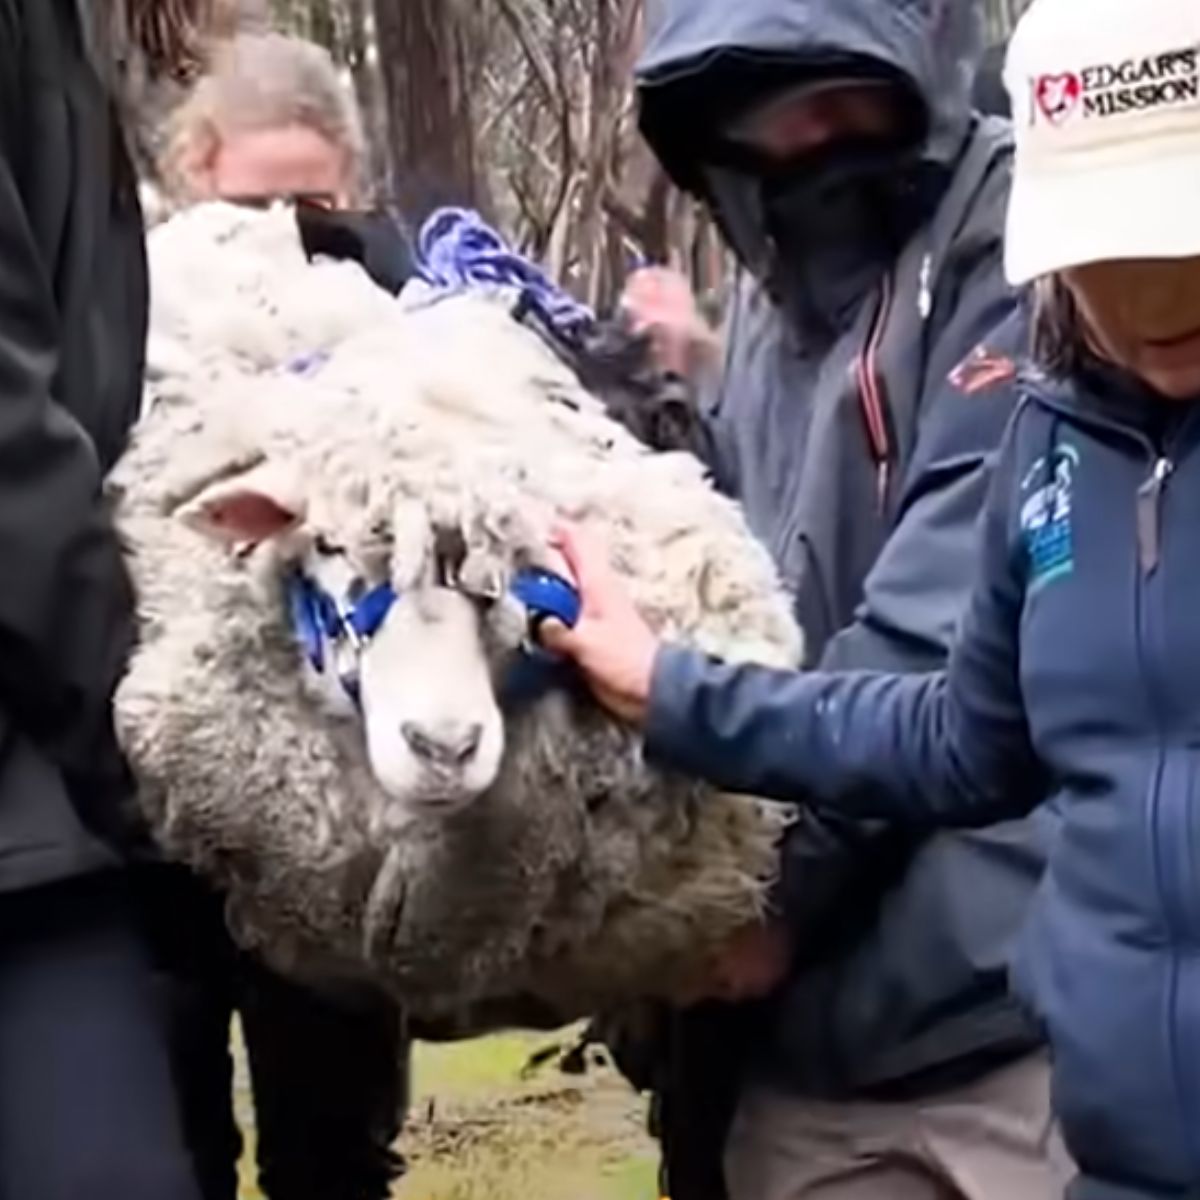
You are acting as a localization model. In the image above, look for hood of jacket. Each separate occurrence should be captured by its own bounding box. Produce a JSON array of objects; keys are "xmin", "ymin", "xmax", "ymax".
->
[
  {"xmin": 638, "ymin": 0, "xmax": 984, "ymax": 185},
  {"xmin": 636, "ymin": 0, "xmax": 986, "ymax": 335}
]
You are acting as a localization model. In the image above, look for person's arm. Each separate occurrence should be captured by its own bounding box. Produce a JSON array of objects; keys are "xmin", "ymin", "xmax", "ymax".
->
[
  {"xmin": 644, "ymin": 421, "xmax": 1041, "ymax": 828},
  {"xmin": 604, "ymin": 266, "xmax": 738, "ymax": 482},
  {"xmin": 619, "ymin": 266, "xmax": 722, "ymax": 383},
  {"xmin": 721, "ymin": 307, "xmax": 1030, "ymax": 970},
  {"xmin": 544, "ymin": 412, "xmax": 1043, "ymax": 831},
  {"xmin": 0, "ymin": 13, "xmax": 121, "ymax": 739}
]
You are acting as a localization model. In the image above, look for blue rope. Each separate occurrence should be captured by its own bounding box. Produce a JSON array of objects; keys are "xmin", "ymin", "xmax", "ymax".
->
[{"xmin": 414, "ymin": 208, "xmax": 596, "ymax": 345}]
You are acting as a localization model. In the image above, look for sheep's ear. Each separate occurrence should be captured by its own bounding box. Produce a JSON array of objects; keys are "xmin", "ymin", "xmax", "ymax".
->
[{"xmin": 177, "ymin": 462, "xmax": 307, "ymax": 546}]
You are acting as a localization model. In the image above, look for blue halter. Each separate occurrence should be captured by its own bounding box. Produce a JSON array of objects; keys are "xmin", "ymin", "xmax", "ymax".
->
[
  {"xmin": 286, "ymin": 566, "xmax": 581, "ymax": 709},
  {"xmin": 502, "ymin": 568, "xmax": 583, "ymax": 707}
]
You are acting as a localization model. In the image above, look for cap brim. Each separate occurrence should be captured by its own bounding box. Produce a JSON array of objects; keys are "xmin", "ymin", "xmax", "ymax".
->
[{"xmin": 1005, "ymin": 149, "xmax": 1200, "ymax": 285}]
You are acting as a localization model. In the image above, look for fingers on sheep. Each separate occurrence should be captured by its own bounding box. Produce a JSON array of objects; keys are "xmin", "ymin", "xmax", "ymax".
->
[{"xmin": 112, "ymin": 202, "xmax": 804, "ymax": 1024}]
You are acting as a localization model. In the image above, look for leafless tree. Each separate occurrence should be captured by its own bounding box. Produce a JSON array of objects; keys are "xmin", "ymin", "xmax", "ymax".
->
[
  {"xmin": 160, "ymin": 0, "xmax": 730, "ymax": 308},
  {"xmin": 372, "ymin": 0, "xmax": 490, "ymax": 221}
]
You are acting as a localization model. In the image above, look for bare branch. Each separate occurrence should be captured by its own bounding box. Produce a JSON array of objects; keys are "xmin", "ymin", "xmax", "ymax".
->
[{"xmin": 492, "ymin": 0, "xmax": 558, "ymax": 107}]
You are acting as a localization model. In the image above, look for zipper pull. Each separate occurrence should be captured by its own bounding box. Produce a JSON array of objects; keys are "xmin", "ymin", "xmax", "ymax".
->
[
  {"xmin": 876, "ymin": 460, "xmax": 891, "ymax": 512},
  {"xmin": 918, "ymin": 254, "xmax": 933, "ymax": 320},
  {"xmin": 1137, "ymin": 456, "xmax": 1173, "ymax": 575}
]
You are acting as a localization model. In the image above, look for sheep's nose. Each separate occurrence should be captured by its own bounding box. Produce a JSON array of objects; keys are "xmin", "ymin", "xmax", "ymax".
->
[{"xmin": 402, "ymin": 721, "xmax": 483, "ymax": 769}]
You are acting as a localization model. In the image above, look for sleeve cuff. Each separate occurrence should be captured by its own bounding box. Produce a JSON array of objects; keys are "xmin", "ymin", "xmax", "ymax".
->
[{"xmin": 643, "ymin": 642, "xmax": 714, "ymax": 777}]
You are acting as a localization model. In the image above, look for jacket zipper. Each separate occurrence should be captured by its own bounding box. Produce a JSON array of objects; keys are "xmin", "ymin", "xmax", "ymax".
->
[
  {"xmin": 1137, "ymin": 456, "xmax": 1173, "ymax": 575},
  {"xmin": 1029, "ymin": 385, "xmax": 1200, "ymax": 1160},
  {"xmin": 1132, "ymin": 440, "xmax": 1200, "ymax": 1170},
  {"xmin": 854, "ymin": 272, "xmax": 894, "ymax": 512}
]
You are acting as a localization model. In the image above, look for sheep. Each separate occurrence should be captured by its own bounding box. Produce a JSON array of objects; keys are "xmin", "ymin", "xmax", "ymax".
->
[
  {"xmin": 142, "ymin": 201, "xmax": 400, "ymax": 403},
  {"xmin": 112, "ymin": 202, "xmax": 803, "ymax": 1023}
]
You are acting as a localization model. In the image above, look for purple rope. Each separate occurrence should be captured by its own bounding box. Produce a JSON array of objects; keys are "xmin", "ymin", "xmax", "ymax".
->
[{"xmin": 414, "ymin": 207, "xmax": 595, "ymax": 343}]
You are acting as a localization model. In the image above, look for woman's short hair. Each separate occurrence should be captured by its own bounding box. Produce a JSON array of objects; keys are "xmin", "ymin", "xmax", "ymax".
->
[
  {"xmin": 1031, "ymin": 275, "xmax": 1088, "ymax": 379},
  {"xmin": 163, "ymin": 32, "xmax": 364, "ymax": 203}
]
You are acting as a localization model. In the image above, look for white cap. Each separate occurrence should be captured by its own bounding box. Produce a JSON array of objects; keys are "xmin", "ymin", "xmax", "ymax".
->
[{"xmin": 1003, "ymin": 0, "xmax": 1200, "ymax": 284}]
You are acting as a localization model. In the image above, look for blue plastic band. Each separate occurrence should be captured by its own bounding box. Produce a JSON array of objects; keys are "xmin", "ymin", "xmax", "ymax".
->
[
  {"xmin": 509, "ymin": 567, "xmax": 581, "ymax": 630},
  {"xmin": 347, "ymin": 582, "xmax": 398, "ymax": 641},
  {"xmin": 287, "ymin": 573, "xmax": 327, "ymax": 672},
  {"xmin": 286, "ymin": 566, "xmax": 581, "ymax": 710}
]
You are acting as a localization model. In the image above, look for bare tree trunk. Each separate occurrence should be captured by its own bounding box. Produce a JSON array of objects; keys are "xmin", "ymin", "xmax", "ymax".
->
[
  {"xmin": 342, "ymin": 0, "xmax": 389, "ymax": 202},
  {"xmin": 372, "ymin": 0, "xmax": 487, "ymax": 223},
  {"xmin": 307, "ymin": 0, "xmax": 338, "ymax": 53}
]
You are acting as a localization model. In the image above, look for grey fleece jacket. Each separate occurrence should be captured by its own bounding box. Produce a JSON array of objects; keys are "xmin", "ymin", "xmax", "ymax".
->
[{"xmin": 634, "ymin": 0, "xmax": 1046, "ymax": 1097}]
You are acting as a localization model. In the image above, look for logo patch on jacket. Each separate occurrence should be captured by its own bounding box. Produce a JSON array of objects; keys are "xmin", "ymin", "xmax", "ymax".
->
[
  {"xmin": 1020, "ymin": 444, "xmax": 1078, "ymax": 592},
  {"xmin": 949, "ymin": 344, "xmax": 1017, "ymax": 395}
]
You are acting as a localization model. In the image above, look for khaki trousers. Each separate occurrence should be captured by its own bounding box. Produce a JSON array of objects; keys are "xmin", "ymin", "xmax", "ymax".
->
[{"xmin": 724, "ymin": 1053, "xmax": 1076, "ymax": 1200}]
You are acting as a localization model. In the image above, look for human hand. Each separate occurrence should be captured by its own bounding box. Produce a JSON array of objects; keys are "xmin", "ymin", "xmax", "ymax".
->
[
  {"xmin": 538, "ymin": 523, "xmax": 660, "ymax": 727},
  {"xmin": 684, "ymin": 920, "xmax": 794, "ymax": 1006},
  {"xmin": 620, "ymin": 267, "xmax": 718, "ymax": 378}
]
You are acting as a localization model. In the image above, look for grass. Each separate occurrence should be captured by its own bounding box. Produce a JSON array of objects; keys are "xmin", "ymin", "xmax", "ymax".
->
[{"xmin": 235, "ymin": 1025, "xmax": 658, "ymax": 1200}]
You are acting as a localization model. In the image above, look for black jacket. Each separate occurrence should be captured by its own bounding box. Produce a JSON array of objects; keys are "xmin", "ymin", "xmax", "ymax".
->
[{"xmin": 0, "ymin": 0, "xmax": 148, "ymax": 890}]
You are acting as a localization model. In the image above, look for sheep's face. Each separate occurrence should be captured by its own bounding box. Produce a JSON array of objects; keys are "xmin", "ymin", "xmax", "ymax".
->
[
  {"xmin": 302, "ymin": 535, "xmax": 508, "ymax": 816},
  {"xmin": 178, "ymin": 462, "xmax": 554, "ymax": 819}
]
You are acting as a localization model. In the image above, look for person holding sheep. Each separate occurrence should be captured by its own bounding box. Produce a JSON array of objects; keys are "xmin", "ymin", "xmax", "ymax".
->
[
  {"xmin": 0, "ymin": 3, "xmax": 212, "ymax": 1199},
  {"xmin": 606, "ymin": 0, "xmax": 1061, "ymax": 1197},
  {"xmin": 549, "ymin": 0, "xmax": 1200, "ymax": 1196},
  {"xmin": 135, "ymin": 32, "xmax": 411, "ymax": 1200}
]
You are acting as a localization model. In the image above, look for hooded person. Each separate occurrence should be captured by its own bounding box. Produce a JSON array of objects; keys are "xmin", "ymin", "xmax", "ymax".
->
[
  {"xmin": 974, "ymin": 40, "xmax": 1013, "ymax": 119},
  {"xmin": 600, "ymin": 1, "xmax": 1072, "ymax": 1197}
]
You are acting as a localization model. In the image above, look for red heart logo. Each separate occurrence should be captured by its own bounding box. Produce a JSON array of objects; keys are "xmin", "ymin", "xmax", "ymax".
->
[{"xmin": 1035, "ymin": 73, "xmax": 1082, "ymax": 124}]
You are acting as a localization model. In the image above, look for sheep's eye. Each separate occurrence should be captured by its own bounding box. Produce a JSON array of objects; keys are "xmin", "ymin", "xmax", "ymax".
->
[
  {"xmin": 468, "ymin": 589, "xmax": 499, "ymax": 612},
  {"xmin": 313, "ymin": 534, "xmax": 344, "ymax": 557}
]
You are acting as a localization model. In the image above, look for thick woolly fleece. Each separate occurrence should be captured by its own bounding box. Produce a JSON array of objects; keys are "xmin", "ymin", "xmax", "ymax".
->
[{"xmin": 110, "ymin": 203, "xmax": 802, "ymax": 1023}]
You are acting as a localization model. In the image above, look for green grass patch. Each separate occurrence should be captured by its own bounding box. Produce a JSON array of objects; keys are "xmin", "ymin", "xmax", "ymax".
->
[
  {"xmin": 235, "ymin": 1029, "xmax": 656, "ymax": 1200},
  {"xmin": 410, "ymin": 1031, "xmax": 557, "ymax": 1102}
]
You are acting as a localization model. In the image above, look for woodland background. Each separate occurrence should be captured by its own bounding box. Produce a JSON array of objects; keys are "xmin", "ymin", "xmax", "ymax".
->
[{"xmin": 197, "ymin": 0, "xmax": 1032, "ymax": 312}]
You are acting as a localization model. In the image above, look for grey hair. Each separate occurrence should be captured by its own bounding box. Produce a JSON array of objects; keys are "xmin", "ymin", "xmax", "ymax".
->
[{"xmin": 163, "ymin": 32, "xmax": 365, "ymax": 203}]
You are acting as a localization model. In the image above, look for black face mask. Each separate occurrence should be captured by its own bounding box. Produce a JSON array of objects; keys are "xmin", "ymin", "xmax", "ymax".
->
[{"xmin": 703, "ymin": 143, "xmax": 941, "ymax": 338}]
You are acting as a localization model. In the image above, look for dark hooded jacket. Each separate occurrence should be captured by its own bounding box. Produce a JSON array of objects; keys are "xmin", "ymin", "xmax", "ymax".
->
[
  {"xmin": 627, "ymin": 1, "xmax": 1049, "ymax": 1188},
  {"xmin": 0, "ymin": 0, "xmax": 149, "ymax": 891}
]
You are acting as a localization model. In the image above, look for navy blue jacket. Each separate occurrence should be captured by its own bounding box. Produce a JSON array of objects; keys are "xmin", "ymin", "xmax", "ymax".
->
[{"xmin": 648, "ymin": 360, "xmax": 1200, "ymax": 1198}]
